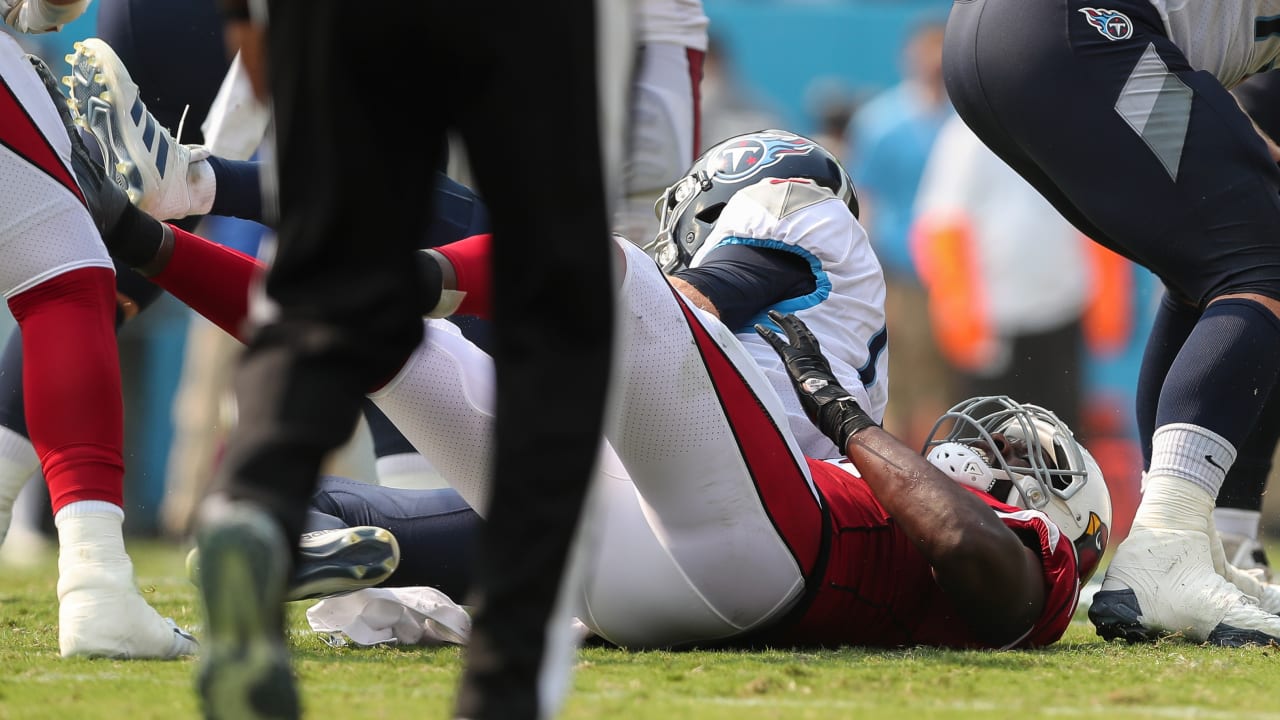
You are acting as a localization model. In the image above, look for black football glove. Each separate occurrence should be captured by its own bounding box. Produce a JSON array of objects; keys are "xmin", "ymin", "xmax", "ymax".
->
[
  {"xmin": 29, "ymin": 53, "xmax": 171, "ymax": 274},
  {"xmin": 26, "ymin": 53, "xmax": 130, "ymax": 240},
  {"xmin": 755, "ymin": 310, "xmax": 878, "ymax": 451}
]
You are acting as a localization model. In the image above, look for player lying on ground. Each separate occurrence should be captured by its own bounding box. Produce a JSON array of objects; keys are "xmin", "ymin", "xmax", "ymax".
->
[
  {"xmin": 53, "ymin": 45, "xmax": 1280, "ymax": 643},
  {"xmin": 263, "ymin": 389, "xmax": 1112, "ymax": 651},
  {"xmin": 57, "ymin": 79, "xmax": 1134, "ymax": 647}
]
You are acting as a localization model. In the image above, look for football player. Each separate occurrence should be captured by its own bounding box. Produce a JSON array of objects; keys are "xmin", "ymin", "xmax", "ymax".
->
[
  {"xmin": 291, "ymin": 388, "xmax": 1114, "ymax": 650},
  {"xmin": 0, "ymin": 4, "xmax": 198, "ymax": 657},
  {"xmin": 70, "ymin": 97, "xmax": 1129, "ymax": 647},
  {"xmin": 943, "ymin": 0, "xmax": 1280, "ymax": 645}
]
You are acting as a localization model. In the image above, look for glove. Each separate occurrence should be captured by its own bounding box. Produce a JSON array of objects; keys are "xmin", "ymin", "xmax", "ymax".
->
[
  {"xmin": 27, "ymin": 54, "xmax": 130, "ymax": 239},
  {"xmin": 3, "ymin": 0, "xmax": 88, "ymax": 33},
  {"xmin": 754, "ymin": 309, "xmax": 878, "ymax": 451}
]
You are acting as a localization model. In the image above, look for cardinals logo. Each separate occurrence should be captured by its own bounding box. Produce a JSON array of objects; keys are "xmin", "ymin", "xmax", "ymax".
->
[
  {"xmin": 1074, "ymin": 511, "xmax": 1110, "ymax": 583},
  {"xmin": 1079, "ymin": 8, "xmax": 1133, "ymax": 40},
  {"xmin": 707, "ymin": 133, "xmax": 816, "ymax": 183}
]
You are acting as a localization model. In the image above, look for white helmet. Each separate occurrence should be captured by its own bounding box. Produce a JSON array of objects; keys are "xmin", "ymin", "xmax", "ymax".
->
[{"xmin": 923, "ymin": 396, "xmax": 1112, "ymax": 584}]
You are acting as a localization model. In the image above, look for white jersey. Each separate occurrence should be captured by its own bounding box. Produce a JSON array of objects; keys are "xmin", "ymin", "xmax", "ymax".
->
[
  {"xmin": 0, "ymin": 34, "xmax": 112, "ymax": 298},
  {"xmin": 1146, "ymin": 0, "xmax": 1280, "ymax": 87},
  {"xmin": 374, "ymin": 240, "xmax": 824, "ymax": 649},
  {"xmin": 688, "ymin": 179, "xmax": 889, "ymax": 460},
  {"xmin": 636, "ymin": 0, "xmax": 708, "ymax": 50}
]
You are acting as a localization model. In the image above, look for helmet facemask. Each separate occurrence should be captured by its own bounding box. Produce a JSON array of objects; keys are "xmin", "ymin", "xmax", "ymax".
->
[{"xmin": 924, "ymin": 395, "xmax": 1112, "ymax": 583}]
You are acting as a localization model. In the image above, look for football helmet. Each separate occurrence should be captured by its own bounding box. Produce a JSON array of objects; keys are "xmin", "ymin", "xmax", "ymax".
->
[
  {"xmin": 647, "ymin": 129, "xmax": 858, "ymax": 272},
  {"xmin": 923, "ymin": 395, "xmax": 1112, "ymax": 584}
]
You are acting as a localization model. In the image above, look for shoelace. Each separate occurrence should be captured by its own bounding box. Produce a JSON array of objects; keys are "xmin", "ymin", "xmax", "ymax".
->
[{"xmin": 174, "ymin": 103, "xmax": 190, "ymax": 145}]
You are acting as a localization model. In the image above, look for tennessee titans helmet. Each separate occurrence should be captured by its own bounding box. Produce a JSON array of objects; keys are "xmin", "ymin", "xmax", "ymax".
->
[
  {"xmin": 922, "ymin": 396, "xmax": 1113, "ymax": 584},
  {"xmin": 648, "ymin": 129, "xmax": 859, "ymax": 272}
]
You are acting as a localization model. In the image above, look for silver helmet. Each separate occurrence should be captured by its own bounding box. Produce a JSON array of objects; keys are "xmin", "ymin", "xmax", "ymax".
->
[{"xmin": 924, "ymin": 395, "xmax": 1112, "ymax": 583}]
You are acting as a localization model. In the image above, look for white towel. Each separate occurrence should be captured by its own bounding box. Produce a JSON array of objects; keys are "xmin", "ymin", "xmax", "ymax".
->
[{"xmin": 306, "ymin": 587, "xmax": 471, "ymax": 647}]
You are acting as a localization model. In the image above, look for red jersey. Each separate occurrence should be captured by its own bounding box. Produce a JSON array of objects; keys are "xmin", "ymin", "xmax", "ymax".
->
[{"xmin": 756, "ymin": 458, "xmax": 1080, "ymax": 649}]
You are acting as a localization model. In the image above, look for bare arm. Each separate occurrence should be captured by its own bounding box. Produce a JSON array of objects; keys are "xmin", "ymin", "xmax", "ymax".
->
[
  {"xmin": 842, "ymin": 426, "xmax": 1046, "ymax": 646},
  {"xmin": 756, "ymin": 310, "xmax": 1047, "ymax": 646},
  {"xmin": 668, "ymin": 275, "xmax": 720, "ymax": 319}
]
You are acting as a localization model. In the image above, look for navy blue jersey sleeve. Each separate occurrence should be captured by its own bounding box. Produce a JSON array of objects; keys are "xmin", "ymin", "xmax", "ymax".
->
[{"xmin": 671, "ymin": 244, "xmax": 815, "ymax": 330}]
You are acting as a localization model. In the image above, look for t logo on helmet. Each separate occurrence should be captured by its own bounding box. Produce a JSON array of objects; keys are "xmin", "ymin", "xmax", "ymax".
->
[{"xmin": 710, "ymin": 133, "xmax": 816, "ymax": 183}]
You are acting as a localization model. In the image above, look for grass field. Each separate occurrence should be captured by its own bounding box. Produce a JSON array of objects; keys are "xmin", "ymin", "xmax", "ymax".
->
[{"xmin": 3, "ymin": 540, "xmax": 1280, "ymax": 720}]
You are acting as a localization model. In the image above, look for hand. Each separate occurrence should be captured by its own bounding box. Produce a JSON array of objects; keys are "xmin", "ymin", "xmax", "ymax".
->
[
  {"xmin": 3, "ymin": 0, "xmax": 88, "ymax": 33},
  {"xmin": 754, "ymin": 310, "xmax": 877, "ymax": 451},
  {"xmin": 26, "ymin": 54, "xmax": 130, "ymax": 237}
]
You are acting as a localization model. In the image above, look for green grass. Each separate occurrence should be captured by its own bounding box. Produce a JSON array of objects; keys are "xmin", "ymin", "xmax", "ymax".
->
[{"xmin": 3, "ymin": 541, "xmax": 1280, "ymax": 720}]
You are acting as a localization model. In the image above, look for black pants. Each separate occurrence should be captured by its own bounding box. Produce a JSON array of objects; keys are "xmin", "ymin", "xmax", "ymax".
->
[
  {"xmin": 943, "ymin": 0, "xmax": 1280, "ymax": 307},
  {"xmin": 216, "ymin": 2, "xmax": 624, "ymax": 718},
  {"xmin": 944, "ymin": 0, "xmax": 1280, "ymax": 512}
]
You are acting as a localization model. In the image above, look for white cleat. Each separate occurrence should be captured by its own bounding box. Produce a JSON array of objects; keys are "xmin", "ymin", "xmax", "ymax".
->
[
  {"xmin": 1219, "ymin": 530, "xmax": 1273, "ymax": 583},
  {"xmin": 59, "ymin": 577, "xmax": 198, "ymax": 659},
  {"xmin": 1222, "ymin": 563, "xmax": 1280, "ymax": 616},
  {"xmin": 64, "ymin": 38, "xmax": 211, "ymax": 221},
  {"xmin": 55, "ymin": 504, "xmax": 197, "ymax": 659},
  {"xmin": 1210, "ymin": 525, "xmax": 1280, "ymax": 616},
  {"xmin": 1089, "ymin": 526, "xmax": 1280, "ymax": 646}
]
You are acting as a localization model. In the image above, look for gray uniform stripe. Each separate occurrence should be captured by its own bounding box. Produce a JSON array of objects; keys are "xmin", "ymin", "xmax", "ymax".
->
[{"xmin": 1115, "ymin": 43, "xmax": 1194, "ymax": 181}]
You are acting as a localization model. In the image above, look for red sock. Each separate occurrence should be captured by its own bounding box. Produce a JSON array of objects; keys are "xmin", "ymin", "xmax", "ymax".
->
[
  {"xmin": 434, "ymin": 233, "xmax": 492, "ymax": 319},
  {"xmin": 8, "ymin": 267, "xmax": 124, "ymax": 511},
  {"xmin": 151, "ymin": 224, "xmax": 265, "ymax": 342}
]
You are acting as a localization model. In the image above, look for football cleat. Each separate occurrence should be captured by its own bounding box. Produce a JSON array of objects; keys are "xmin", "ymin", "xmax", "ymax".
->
[
  {"xmin": 1089, "ymin": 526, "xmax": 1280, "ymax": 646},
  {"xmin": 188, "ymin": 524, "xmax": 399, "ymax": 603},
  {"xmin": 56, "ymin": 510, "xmax": 198, "ymax": 659},
  {"xmin": 195, "ymin": 498, "xmax": 299, "ymax": 720},
  {"xmin": 59, "ymin": 581, "xmax": 199, "ymax": 659},
  {"xmin": 1211, "ymin": 526, "xmax": 1280, "ymax": 616},
  {"xmin": 26, "ymin": 52, "xmax": 131, "ymax": 240},
  {"xmin": 1219, "ymin": 531, "xmax": 1273, "ymax": 583},
  {"xmin": 1220, "ymin": 561, "xmax": 1280, "ymax": 616},
  {"xmin": 64, "ymin": 38, "xmax": 211, "ymax": 221}
]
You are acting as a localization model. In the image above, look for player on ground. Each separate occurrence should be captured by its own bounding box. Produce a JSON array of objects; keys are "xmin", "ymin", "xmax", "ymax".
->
[{"xmin": 69, "ymin": 102, "xmax": 1126, "ymax": 648}]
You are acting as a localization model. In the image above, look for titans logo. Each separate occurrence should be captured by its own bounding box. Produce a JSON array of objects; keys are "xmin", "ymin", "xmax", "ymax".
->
[
  {"xmin": 1079, "ymin": 7, "xmax": 1134, "ymax": 40},
  {"xmin": 709, "ymin": 133, "xmax": 817, "ymax": 183}
]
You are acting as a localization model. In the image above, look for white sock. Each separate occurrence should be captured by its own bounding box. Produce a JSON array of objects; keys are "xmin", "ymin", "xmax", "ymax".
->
[
  {"xmin": 54, "ymin": 501, "xmax": 134, "ymax": 597},
  {"xmin": 1131, "ymin": 475, "xmax": 1214, "ymax": 534},
  {"xmin": 1149, "ymin": 423, "xmax": 1237, "ymax": 498},
  {"xmin": 188, "ymin": 157, "xmax": 216, "ymax": 217},
  {"xmin": 1213, "ymin": 507, "xmax": 1261, "ymax": 540},
  {"xmin": 0, "ymin": 426, "xmax": 39, "ymax": 515}
]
